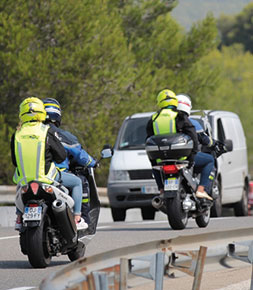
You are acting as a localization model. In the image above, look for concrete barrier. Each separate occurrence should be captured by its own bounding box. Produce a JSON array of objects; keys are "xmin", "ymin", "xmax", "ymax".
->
[{"xmin": 0, "ymin": 185, "xmax": 109, "ymax": 206}]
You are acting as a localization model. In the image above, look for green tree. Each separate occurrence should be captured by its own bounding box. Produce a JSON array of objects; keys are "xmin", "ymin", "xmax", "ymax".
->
[
  {"xmin": 201, "ymin": 45, "xmax": 253, "ymax": 176},
  {"xmin": 218, "ymin": 3, "xmax": 253, "ymax": 53}
]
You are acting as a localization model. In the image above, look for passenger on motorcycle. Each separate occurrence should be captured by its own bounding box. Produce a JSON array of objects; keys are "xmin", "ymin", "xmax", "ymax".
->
[
  {"xmin": 11, "ymin": 97, "xmax": 86, "ymax": 231},
  {"xmin": 146, "ymin": 89, "xmax": 199, "ymax": 194},
  {"xmin": 43, "ymin": 98, "xmax": 97, "ymax": 227},
  {"xmin": 177, "ymin": 94, "xmax": 214, "ymax": 200}
]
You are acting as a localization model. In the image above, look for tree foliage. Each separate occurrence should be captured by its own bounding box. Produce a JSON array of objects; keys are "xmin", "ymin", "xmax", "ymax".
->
[
  {"xmin": 218, "ymin": 3, "xmax": 253, "ymax": 53},
  {"xmin": 0, "ymin": 0, "xmax": 244, "ymax": 185},
  {"xmin": 200, "ymin": 45, "xmax": 253, "ymax": 175}
]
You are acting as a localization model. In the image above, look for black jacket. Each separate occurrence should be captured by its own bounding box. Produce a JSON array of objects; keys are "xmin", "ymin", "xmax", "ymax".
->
[
  {"xmin": 11, "ymin": 126, "xmax": 66, "ymax": 175},
  {"xmin": 146, "ymin": 109, "xmax": 199, "ymax": 156}
]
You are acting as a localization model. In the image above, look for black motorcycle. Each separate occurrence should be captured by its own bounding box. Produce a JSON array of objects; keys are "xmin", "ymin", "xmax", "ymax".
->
[
  {"xmin": 145, "ymin": 133, "xmax": 232, "ymax": 230},
  {"xmin": 15, "ymin": 145, "xmax": 113, "ymax": 268}
]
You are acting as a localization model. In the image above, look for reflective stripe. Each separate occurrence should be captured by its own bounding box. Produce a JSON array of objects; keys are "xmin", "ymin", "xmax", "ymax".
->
[
  {"xmin": 17, "ymin": 142, "xmax": 27, "ymax": 184},
  {"xmin": 48, "ymin": 166, "xmax": 57, "ymax": 179},
  {"xmin": 154, "ymin": 121, "xmax": 160, "ymax": 134},
  {"xmin": 82, "ymin": 198, "xmax": 89, "ymax": 203},
  {"xmin": 36, "ymin": 142, "xmax": 42, "ymax": 180},
  {"xmin": 169, "ymin": 119, "xmax": 173, "ymax": 132},
  {"xmin": 13, "ymin": 170, "xmax": 18, "ymax": 182}
]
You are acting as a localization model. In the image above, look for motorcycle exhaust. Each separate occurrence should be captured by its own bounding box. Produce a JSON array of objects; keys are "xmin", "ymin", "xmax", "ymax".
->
[
  {"xmin": 152, "ymin": 196, "xmax": 164, "ymax": 210},
  {"xmin": 52, "ymin": 199, "xmax": 77, "ymax": 243}
]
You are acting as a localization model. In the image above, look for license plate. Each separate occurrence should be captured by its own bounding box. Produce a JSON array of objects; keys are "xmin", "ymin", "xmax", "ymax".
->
[
  {"xmin": 23, "ymin": 206, "xmax": 42, "ymax": 221},
  {"xmin": 141, "ymin": 186, "xmax": 159, "ymax": 194},
  {"xmin": 164, "ymin": 178, "xmax": 179, "ymax": 191}
]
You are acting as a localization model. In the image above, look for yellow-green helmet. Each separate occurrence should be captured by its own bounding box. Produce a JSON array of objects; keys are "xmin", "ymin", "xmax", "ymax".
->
[
  {"xmin": 157, "ymin": 89, "xmax": 177, "ymax": 109},
  {"xmin": 19, "ymin": 97, "xmax": 46, "ymax": 123}
]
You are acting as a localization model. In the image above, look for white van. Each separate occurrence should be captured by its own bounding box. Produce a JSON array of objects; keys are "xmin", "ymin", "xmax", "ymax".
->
[
  {"xmin": 191, "ymin": 110, "xmax": 249, "ymax": 217},
  {"xmin": 107, "ymin": 110, "xmax": 249, "ymax": 221}
]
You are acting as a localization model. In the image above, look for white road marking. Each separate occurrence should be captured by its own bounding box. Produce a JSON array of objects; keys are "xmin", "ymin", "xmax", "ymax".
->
[
  {"xmin": 7, "ymin": 287, "xmax": 35, "ymax": 290},
  {"xmin": 0, "ymin": 235, "xmax": 19, "ymax": 241}
]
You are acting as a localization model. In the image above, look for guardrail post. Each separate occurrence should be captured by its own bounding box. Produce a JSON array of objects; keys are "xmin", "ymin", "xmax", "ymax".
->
[
  {"xmin": 227, "ymin": 240, "xmax": 253, "ymax": 290},
  {"xmin": 92, "ymin": 272, "xmax": 109, "ymax": 290},
  {"xmin": 120, "ymin": 258, "xmax": 128, "ymax": 290},
  {"xmin": 168, "ymin": 246, "xmax": 207, "ymax": 290},
  {"xmin": 192, "ymin": 246, "xmax": 207, "ymax": 290},
  {"xmin": 129, "ymin": 252, "xmax": 165, "ymax": 290}
]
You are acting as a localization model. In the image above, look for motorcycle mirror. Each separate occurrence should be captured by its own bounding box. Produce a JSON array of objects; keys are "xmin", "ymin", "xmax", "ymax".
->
[
  {"xmin": 224, "ymin": 139, "xmax": 233, "ymax": 152},
  {"xmin": 101, "ymin": 145, "xmax": 113, "ymax": 159}
]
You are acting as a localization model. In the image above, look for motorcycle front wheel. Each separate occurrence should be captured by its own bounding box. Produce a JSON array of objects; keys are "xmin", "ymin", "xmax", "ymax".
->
[
  {"xmin": 26, "ymin": 216, "xmax": 52, "ymax": 268},
  {"xmin": 165, "ymin": 185, "xmax": 188, "ymax": 230},
  {"xmin": 195, "ymin": 209, "xmax": 210, "ymax": 228}
]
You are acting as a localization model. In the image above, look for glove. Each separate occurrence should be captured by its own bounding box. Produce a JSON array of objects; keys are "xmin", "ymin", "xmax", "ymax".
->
[{"xmin": 187, "ymin": 153, "xmax": 195, "ymax": 169}]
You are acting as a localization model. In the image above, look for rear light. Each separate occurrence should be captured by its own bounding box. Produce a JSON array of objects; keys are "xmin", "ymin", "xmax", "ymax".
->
[
  {"xmin": 162, "ymin": 165, "xmax": 178, "ymax": 174},
  {"xmin": 42, "ymin": 185, "xmax": 54, "ymax": 194},
  {"xmin": 29, "ymin": 204, "xmax": 39, "ymax": 207},
  {"xmin": 30, "ymin": 182, "xmax": 39, "ymax": 195}
]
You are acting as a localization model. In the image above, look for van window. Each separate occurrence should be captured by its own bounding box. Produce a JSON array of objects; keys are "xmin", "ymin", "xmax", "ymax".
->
[
  {"xmin": 219, "ymin": 118, "xmax": 239, "ymax": 149},
  {"xmin": 118, "ymin": 117, "xmax": 149, "ymax": 150}
]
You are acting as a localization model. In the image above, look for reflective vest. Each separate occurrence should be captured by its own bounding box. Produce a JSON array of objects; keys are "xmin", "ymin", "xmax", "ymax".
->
[
  {"xmin": 13, "ymin": 122, "xmax": 57, "ymax": 185},
  {"xmin": 152, "ymin": 109, "xmax": 178, "ymax": 135}
]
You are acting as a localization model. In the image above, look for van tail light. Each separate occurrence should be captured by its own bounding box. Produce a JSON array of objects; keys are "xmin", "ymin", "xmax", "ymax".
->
[
  {"xmin": 30, "ymin": 182, "xmax": 39, "ymax": 195},
  {"xmin": 162, "ymin": 165, "xmax": 178, "ymax": 174}
]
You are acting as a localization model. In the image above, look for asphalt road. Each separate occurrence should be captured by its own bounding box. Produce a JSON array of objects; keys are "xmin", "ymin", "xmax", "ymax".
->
[{"xmin": 0, "ymin": 208, "xmax": 253, "ymax": 290}]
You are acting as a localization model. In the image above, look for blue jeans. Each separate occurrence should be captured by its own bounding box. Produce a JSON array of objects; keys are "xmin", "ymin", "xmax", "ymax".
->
[
  {"xmin": 56, "ymin": 171, "xmax": 82, "ymax": 215},
  {"xmin": 194, "ymin": 152, "xmax": 214, "ymax": 189}
]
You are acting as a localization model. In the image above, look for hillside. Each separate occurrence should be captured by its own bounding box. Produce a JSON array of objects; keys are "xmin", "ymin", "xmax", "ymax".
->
[{"xmin": 171, "ymin": 0, "xmax": 252, "ymax": 30}]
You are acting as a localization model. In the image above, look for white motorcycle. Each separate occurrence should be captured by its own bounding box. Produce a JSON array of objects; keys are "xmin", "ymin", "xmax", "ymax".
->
[{"xmin": 15, "ymin": 145, "xmax": 113, "ymax": 268}]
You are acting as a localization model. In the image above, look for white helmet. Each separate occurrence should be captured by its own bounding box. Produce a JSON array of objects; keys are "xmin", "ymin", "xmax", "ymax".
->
[{"xmin": 176, "ymin": 94, "xmax": 192, "ymax": 116}]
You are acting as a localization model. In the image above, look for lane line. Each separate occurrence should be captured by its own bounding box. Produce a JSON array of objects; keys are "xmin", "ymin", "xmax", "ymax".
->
[{"xmin": 0, "ymin": 235, "xmax": 19, "ymax": 241}]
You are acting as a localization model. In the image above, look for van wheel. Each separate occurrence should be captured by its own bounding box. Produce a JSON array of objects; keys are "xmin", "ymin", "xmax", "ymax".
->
[
  {"xmin": 234, "ymin": 181, "xmax": 249, "ymax": 216},
  {"xmin": 111, "ymin": 207, "xmax": 126, "ymax": 221},
  {"xmin": 210, "ymin": 179, "xmax": 222, "ymax": 217},
  {"xmin": 141, "ymin": 207, "xmax": 156, "ymax": 220}
]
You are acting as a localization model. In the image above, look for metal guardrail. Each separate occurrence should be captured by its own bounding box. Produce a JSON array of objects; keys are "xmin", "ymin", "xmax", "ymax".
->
[{"xmin": 40, "ymin": 227, "xmax": 253, "ymax": 290}]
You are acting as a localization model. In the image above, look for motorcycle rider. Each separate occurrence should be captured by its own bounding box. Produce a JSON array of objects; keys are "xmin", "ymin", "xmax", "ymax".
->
[
  {"xmin": 176, "ymin": 94, "xmax": 214, "ymax": 200},
  {"xmin": 146, "ymin": 89, "xmax": 199, "ymax": 194},
  {"xmin": 11, "ymin": 97, "xmax": 87, "ymax": 230},
  {"xmin": 42, "ymin": 98, "xmax": 97, "ymax": 226}
]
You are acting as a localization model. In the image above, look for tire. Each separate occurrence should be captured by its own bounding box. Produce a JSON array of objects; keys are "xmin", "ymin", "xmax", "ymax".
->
[
  {"xmin": 19, "ymin": 231, "xmax": 27, "ymax": 255},
  {"xmin": 68, "ymin": 241, "xmax": 86, "ymax": 262},
  {"xmin": 195, "ymin": 209, "xmax": 211, "ymax": 228},
  {"xmin": 165, "ymin": 185, "xmax": 188, "ymax": 230},
  {"xmin": 210, "ymin": 179, "xmax": 222, "ymax": 217},
  {"xmin": 26, "ymin": 217, "xmax": 52, "ymax": 268},
  {"xmin": 111, "ymin": 207, "xmax": 126, "ymax": 222},
  {"xmin": 234, "ymin": 181, "xmax": 249, "ymax": 216},
  {"xmin": 141, "ymin": 206, "xmax": 156, "ymax": 220}
]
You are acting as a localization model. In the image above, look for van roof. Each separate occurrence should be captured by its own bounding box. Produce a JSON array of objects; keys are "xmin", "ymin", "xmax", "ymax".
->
[
  {"xmin": 191, "ymin": 110, "xmax": 239, "ymax": 119},
  {"xmin": 126, "ymin": 110, "xmax": 239, "ymax": 120}
]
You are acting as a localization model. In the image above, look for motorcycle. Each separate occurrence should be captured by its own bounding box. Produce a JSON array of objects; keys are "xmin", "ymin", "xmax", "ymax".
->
[
  {"xmin": 15, "ymin": 145, "xmax": 113, "ymax": 268},
  {"xmin": 145, "ymin": 133, "xmax": 231, "ymax": 230}
]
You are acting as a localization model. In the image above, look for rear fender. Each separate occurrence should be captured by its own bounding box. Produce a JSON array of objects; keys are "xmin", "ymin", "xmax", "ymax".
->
[{"xmin": 164, "ymin": 191, "xmax": 177, "ymax": 198}]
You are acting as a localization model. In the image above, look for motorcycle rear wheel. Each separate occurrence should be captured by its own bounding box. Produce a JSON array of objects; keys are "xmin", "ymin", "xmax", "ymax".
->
[
  {"xmin": 26, "ymin": 216, "xmax": 52, "ymax": 268},
  {"xmin": 165, "ymin": 185, "xmax": 188, "ymax": 230}
]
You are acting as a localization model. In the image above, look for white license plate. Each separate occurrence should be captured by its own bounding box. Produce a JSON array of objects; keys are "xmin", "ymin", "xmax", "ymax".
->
[
  {"xmin": 23, "ymin": 206, "xmax": 42, "ymax": 221},
  {"xmin": 141, "ymin": 186, "xmax": 159, "ymax": 194},
  {"xmin": 164, "ymin": 178, "xmax": 179, "ymax": 191}
]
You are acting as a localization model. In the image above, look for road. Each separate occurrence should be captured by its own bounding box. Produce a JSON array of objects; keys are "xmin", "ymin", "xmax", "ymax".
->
[{"xmin": 0, "ymin": 208, "xmax": 253, "ymax": 290}]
